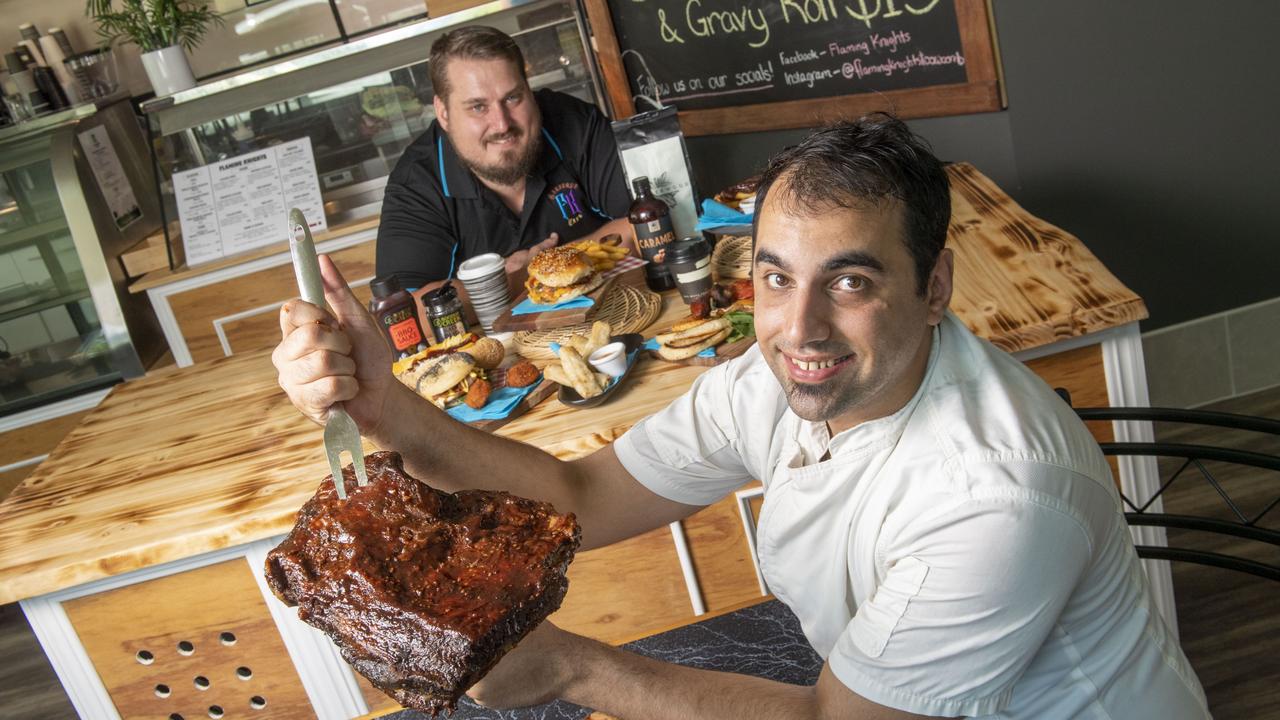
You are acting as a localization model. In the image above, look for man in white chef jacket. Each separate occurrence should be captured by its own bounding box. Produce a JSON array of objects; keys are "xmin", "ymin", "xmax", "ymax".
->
[{"xmin": 274, "ymin": 115, "xmax": 1210, "ymax": 719}]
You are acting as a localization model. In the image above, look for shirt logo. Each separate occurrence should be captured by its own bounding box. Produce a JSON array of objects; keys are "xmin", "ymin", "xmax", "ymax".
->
[{"xmin": 549, "ymin": 182, "xmax": 584, "ymax": 226}]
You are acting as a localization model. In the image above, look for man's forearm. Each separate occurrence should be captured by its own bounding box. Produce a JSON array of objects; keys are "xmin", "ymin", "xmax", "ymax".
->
[
  {"xmin": 566, "ymin": 637, "xmax": 818, "ymax": 720},
  {"xmin": 580, "ymin": 217, "xmax": 632, "ymax": 246},
  {"xmin": 369, "ymin": 381, "xmax": 580, "ymax": 506}
]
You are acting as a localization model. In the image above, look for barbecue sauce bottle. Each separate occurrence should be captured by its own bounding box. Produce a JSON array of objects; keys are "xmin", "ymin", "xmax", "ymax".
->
[
  {"xmin": 628, "ymin": 177, "xmax": 677, "ymax": 291},
  {"xmin": 369, "ymin": 276, "xmax": 428, "ymax": 360}
]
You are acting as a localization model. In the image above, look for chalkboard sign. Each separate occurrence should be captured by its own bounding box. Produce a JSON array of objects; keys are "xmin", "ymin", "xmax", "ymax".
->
[{"xmin": 584, "ymin": 0, "xmax": 1001, "ymax": 135}]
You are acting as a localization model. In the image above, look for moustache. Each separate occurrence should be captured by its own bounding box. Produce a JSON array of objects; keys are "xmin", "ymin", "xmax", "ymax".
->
[{"xmin": 483, "ymin": 130, "xmax": 523, "ymax": 145}]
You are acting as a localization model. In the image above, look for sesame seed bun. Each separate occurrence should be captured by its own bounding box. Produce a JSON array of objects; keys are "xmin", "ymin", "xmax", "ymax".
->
[{"xmin": 528, "ymin": 246, "xmax": 594, "ymax": 288}]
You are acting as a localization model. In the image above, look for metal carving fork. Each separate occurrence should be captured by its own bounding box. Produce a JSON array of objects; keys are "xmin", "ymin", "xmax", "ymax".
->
[{"xmin": 289, "ymin": 208, "xmax": 368, "ymax": 498}]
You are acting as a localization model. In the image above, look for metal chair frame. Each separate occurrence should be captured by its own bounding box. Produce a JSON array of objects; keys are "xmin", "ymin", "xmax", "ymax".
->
[{"xmin": 1072, "ymin": 405, "xmax": 1280, "ymax": 582}]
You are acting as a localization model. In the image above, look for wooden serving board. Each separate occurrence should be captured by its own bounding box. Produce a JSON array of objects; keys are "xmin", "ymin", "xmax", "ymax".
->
[
  {"xmin": 467, "ymin": 376, "xmax": 559, "ymax": 432},
  {"xmin": 645, "ymin": 336, "xmax": 756, "ymax": 367},
  {"xmin": 490, "ymin": 276, "xmax": 617, "ymax": 332}
]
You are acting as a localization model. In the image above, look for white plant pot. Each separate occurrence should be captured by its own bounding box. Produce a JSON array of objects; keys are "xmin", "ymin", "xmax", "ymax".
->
[{"xmin": 139, "ymin": 45, "xmax": 196, "ymax": 97}]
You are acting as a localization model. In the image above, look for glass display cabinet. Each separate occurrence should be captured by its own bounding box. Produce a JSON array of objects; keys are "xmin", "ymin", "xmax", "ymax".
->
[
  {"xmin": 0, "ymin": 98, "xmax": 166, "ymax": 419},
  {"xmin": 143, "ymin": 0, "xmax": 605, "ymax": 269}
]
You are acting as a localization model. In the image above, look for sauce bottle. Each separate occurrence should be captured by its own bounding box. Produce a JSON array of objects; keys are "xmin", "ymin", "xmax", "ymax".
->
[
  {"xmin": 422, "ymin": 283, "xmax": 468, "ymax": 344},
  {"xmin": 369, "ymin": 276, "xmax": 428, "ymax": 360},
  {"xmin": 628, "ymin": 177, "xmax": 677, "ymax": 291}
]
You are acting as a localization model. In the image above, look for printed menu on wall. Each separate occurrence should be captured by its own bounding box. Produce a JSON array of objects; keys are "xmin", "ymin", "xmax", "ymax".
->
[{"xmin": 174, "ymin": 138, "xmax": 326, "ymax": 266}]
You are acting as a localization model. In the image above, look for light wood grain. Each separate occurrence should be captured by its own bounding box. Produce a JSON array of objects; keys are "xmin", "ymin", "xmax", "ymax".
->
[
  {"xmin": 945, "ymin": 163, "xmax": 1147, "ymax": 349},
  {"xmin": 217, "ymin": 283, "xmax": 376, "ymax": 360},
  {"xmin": 62, "ymin": 559, "xmax": 311, "ymax": 718},
  {"xmin": 170, "ymin": 243, "xmax": 377, "ymax": 364},
  {"xmin": 0, "ymin": 165, "xmax": 1144, "ymax": 604},
  {"xmin": 0, "ymin": 409, "xmax": 93, "ymax": 467}
]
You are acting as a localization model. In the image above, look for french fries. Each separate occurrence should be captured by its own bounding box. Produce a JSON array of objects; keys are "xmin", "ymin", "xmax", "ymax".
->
[
  {"xmin": 569, "ymin": 238, "xmax": 630, "ymax": 272},
  {"xmin": 547, "ymin": 321, "xmax": 614, "ymax": 400}
]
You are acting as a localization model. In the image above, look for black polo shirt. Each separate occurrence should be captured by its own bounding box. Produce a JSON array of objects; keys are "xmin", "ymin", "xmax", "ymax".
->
[{"xmin": 375, "ymin": 90, "xmax": 630, "ymax": 288}]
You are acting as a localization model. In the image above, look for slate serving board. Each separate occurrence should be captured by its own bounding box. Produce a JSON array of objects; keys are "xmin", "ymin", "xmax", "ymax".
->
[{"xmin": 381, "ymin": 600, "xmax": 820, "ymax": 719}]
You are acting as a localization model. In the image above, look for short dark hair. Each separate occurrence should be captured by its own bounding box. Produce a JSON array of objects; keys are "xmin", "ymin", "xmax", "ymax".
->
[
  {"xmin": 429, "ymin": 26, "xmax": 527, "ymax": 101},
  {"xmin": 752, "ymin": 114, "xmax": 951, "ymax": 295}
]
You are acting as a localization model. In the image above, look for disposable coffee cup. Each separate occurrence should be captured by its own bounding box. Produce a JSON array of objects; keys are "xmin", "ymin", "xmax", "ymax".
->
[
  {"xmin": 663, "ymin": 238, "xmax": 713, "ymax": 305},
  {"xmin": 456, "ymin": 253, "xmax": 510, "ymax": 332}
]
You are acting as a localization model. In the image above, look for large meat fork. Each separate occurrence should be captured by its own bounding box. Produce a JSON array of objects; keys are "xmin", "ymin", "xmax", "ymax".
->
[{"xmin": 289, "ymin": 207, "xmax": 368, "ymax": 498}]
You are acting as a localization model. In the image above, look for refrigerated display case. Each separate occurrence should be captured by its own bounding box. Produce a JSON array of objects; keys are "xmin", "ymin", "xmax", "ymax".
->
[
  {"xmin": 130, "ymin": 0, "xmax": 607, "ymax": 368},
  {"xmin": 0, "ymin": 97, "xmax": 166, "ymax": 419},
  {"xmin": 143, "ymin": 0, "xmax": 604, "ymax": 268}
]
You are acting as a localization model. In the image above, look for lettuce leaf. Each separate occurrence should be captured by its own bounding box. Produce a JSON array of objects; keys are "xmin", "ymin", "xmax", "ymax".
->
[{"xmin": 724, "ymin": 311, "xmax": 755, "ymax": 344}]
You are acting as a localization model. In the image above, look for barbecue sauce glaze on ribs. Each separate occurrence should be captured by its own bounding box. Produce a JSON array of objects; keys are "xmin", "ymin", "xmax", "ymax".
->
[{"xmin": 265, "ymin": 451, "xmax": 581, "ymax": 715}]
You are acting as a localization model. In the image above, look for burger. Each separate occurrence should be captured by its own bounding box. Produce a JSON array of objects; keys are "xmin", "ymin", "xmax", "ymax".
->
[
  {"xmin": 524, "ymin": 246, "xmax": 604, "ymax": 305},
  {"xmin": 399, "ymin": 351, "xmax": 487, "ymax": 409},
  {"xmin": 654, "ymin": 316, "xmax": 732, "ymax": 361}
]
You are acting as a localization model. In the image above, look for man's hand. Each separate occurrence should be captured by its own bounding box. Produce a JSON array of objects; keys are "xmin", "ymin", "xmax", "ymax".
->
[
  {"xmin": 272, "ymin": 255, "xmax": 396, "ymax": 434},
  {"xmin": 505, "ymin": 233, "xmax": 560, "ymax": 274},
  {"xmin": 467, "ymin": 622, "xmax": 577, "ymax": 709}
]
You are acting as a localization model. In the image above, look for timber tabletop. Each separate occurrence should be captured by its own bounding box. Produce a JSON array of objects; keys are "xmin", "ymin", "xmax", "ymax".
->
[{"xmin": 0, "ymin": 164, "xmax": 1144, "ymax": 604}]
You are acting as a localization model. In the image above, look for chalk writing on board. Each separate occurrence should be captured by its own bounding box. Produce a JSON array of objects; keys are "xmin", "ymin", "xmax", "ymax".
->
[{"xmin": 611, "ymin": 0, "xmax": 965, "ymax": 111}]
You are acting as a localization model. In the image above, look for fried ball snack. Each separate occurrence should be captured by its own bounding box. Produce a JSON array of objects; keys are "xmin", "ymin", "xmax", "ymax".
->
[
  {"xmin": 505, "ymin": 360, "xmax": 541, "ymax": 388},
  {"xmin": 464, "ymin": 378, "xmax": 492, "ymax": 409}
]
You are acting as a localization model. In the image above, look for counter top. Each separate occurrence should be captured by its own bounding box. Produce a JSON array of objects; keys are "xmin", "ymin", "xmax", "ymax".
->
[
  {"xmin": 127, "ymin": 216, "xmax": 380, "ymax": 293},
  {"xmin": 0, "ymin": 163, "xmax": 1146, "ymax": 604}
]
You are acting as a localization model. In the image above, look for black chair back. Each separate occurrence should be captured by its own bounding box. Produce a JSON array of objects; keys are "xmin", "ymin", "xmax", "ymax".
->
[{"xmin": 1067, "ymin": 399, "xmax": 1280, "ymax": 582}]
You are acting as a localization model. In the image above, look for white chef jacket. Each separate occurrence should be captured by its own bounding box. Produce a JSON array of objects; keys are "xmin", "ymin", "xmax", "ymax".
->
[{"xmin": 614, "ymin": 313, "xmax": 1209, "ymax": 719}]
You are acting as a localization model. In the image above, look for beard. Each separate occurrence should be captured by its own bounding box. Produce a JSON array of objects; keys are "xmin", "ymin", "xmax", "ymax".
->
[
  {"xmin": 462, "ymin": 129, "xmax": 542, "ymax": 187},
  {"xmin": 770, "ymin": 357, "xmax": 870, "ymax": 424}
]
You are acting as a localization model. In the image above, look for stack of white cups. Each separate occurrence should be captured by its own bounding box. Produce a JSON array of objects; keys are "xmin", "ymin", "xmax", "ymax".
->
[{"xmin": 456, "ymin": 253, "xmax": 511, "ymax": 333}]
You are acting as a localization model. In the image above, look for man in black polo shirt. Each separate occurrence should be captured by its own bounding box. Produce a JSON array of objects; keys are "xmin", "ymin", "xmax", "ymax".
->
[{"xmin": 375, "ymin": 26, "xmax": 633, "ymax": 290}]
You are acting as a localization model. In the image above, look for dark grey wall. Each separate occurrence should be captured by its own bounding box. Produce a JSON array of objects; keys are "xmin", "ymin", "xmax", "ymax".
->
[{"xmin": 683, "ymin": 1, "xmax": 1280, "ymax": 330}]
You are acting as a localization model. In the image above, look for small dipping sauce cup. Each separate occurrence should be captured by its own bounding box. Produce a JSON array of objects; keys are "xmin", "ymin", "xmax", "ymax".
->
[{"xmin": 588, "ymin": 341, "xmax": 628, "ymax": 377}]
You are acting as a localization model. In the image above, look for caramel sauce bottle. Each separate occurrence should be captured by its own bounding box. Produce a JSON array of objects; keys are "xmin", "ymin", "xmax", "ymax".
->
[{"xmin": 628, "ymin": 177, "xmax": 677, "ymax": 291}]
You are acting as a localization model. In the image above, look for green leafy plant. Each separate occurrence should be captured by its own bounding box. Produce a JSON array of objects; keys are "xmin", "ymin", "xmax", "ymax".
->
[{"xmin": 86, "ymin": 0, "xmax": 223, "ymax": 53}]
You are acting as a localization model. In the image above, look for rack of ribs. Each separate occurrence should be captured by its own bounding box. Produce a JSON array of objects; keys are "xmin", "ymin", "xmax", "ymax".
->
[{"xmin": 265, "ymin": 451, "xmax": 581, "ymax": 715}]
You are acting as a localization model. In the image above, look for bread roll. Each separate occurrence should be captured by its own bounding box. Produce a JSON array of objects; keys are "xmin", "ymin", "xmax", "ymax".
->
[
  {"xmin": 416, "ymin": 352, "xmax": 476, "ymax": 398},
  {"xmin": 528, "ymin": 246, "xmax": 594, "ymax": 288},
  {"xmin": 657, "ymin": 327, "xmax": 732, "ymax": 360}
]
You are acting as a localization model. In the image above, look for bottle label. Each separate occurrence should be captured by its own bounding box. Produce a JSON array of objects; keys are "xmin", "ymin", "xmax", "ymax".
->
[
  {"xmin": 429, "ymin": 310, "xmax": 467, "ymax": 342},
  {"xmin": 388, "ymin": 318, "xmax": 423, "ymax": 351},
  {"xmin": 381, "ymin": 307, "xmax": 425, "ymax": 353},
  {"xmin": 633, "ymin": 217, "xmax": 676, "ymax": 264}
]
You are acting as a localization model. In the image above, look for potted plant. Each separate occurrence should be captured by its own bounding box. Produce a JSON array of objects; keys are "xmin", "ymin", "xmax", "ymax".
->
[{"xmin": 86, "ymin": 0, "xmax": 223, "ymax": 96}]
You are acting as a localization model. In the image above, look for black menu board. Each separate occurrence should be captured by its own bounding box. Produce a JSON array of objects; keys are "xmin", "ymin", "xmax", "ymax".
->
[{"xmin": 585, "ymin": 0, "xmax": 1001, "ymax": 135}]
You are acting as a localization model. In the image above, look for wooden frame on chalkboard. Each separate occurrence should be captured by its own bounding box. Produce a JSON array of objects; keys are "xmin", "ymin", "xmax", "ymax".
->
[{"xmin": 582, "ymin": 0, "xmax": 1003, "ymax": 136}]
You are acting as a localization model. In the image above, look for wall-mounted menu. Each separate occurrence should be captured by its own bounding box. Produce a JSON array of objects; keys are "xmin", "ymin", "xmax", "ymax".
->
[
  {"xmin": 174, "ymin": 138, "xmax": 326, "ymax": 266},
  {"xmin": 609, "ymin": 0, "xmax": 968, "ymax": 112}
]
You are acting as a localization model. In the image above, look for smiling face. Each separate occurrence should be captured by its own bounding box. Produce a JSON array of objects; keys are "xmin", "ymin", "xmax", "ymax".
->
[
  {"xmin": 753, "ymin": 183, "xmax": 953, "ymax": 435},
  {"xmin": 434, "ymin": 57, "xmax": 542, "ymax": 188}
]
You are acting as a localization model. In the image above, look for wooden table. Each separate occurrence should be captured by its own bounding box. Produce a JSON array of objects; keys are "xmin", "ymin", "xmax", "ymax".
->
[{"xmin": 0, "ymin": 164, "xmax": 1163, "ymax": 720}]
